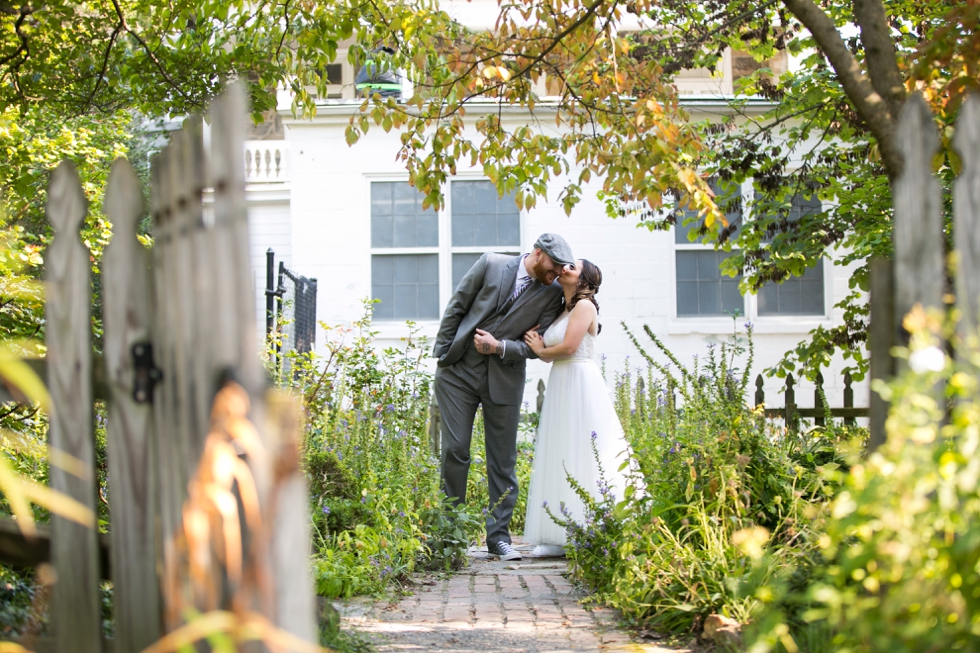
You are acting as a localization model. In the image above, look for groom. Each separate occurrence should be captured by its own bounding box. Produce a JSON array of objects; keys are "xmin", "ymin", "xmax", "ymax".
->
[{"xmin": 433, "ymin": 234, "xmax": 573, "ymax": 561}]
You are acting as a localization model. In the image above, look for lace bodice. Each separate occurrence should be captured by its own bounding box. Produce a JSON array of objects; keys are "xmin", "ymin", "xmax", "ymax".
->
[{"xmin": 543, "ymin": 310, "xmax": 596, "ymax": 361}]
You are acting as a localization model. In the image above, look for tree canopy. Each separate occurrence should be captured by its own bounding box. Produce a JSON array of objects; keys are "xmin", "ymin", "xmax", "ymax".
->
[{"xmin": 0, "ymin": 0, "xmax": 976, "ymax": 376}]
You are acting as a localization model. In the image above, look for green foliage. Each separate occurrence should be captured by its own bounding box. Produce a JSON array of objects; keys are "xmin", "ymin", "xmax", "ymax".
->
[
  {"xmin": 741, "ymin": 310, "xmax": 980, "ymax": 653},
  {"xmin": 274, "ymin": 302, "xmax": 483, "ymax": 599},
  {"xmin": 562, "ymin": 322, "xmax": 856, "ymax": 637}
]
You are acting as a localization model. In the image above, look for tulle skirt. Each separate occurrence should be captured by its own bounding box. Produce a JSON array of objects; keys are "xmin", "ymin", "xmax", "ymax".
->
[{"xmin": 523, "ymin": 358, "xmax": 631, "ymax": 546}]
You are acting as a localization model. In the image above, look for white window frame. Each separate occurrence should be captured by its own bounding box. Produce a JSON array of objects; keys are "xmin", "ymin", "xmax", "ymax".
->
[
  {"xmin": 668, "ymin": 178, "xmax": 834, "ymax": 335},
  {"xmin": 368, "ymin": 174, "xmax": 524, "ymax": 335}
]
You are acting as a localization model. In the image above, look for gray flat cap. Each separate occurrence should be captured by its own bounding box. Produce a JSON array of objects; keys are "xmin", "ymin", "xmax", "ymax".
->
[{"xmin": 533, "ymin": 233, "xmax": 574, "ymax": 265}]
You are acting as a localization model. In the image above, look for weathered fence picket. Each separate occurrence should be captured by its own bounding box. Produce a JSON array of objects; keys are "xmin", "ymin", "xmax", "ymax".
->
[
  {"xmin": 102, "ymin": 159, "xmax": 162, "ymax": 652},
  {"xmin": 870, "ymin": 91, "xmax": 980, "ymax": 447},
  {"xmin": 0, "ymin": 83, "xmax": 317, "ymax": 648},
  {"xmin": 954, "ymin": 95, "xmax": 980, "ymax": 353},
  {"xmin": 755, "ymin": 373, "xmax": 865, "ymax": 432},
  {"xmin": 45, "ymin": 162, "xmax": 102, "ymax": 653},
  {"xmin": 893, "ymin": 94, "xmax": 945, "ymax": 350}
]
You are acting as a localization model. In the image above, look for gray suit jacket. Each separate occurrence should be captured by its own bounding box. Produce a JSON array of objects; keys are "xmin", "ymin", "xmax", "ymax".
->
[{"xmin": 433, "ymin": 253, "xmax": 564, "ymax": 405}]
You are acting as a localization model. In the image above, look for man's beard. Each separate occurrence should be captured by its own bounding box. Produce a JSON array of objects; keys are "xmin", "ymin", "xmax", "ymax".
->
[{"xmin": 529, "ymin": 257, "xmax": 556, "ymax": 284}]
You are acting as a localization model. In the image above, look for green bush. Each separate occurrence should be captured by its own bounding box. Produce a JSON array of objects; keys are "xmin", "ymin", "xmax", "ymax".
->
[
  {"xmin": 274, "ymin": 301, "xmax": 485, "ymax": 598},
  {"xmin": 742, "ymin": 309, "xmax": 980, "ymax": 652},
  {"xmin": 561, "ymin": 321, "xmax": 853, "ymax": 636}
]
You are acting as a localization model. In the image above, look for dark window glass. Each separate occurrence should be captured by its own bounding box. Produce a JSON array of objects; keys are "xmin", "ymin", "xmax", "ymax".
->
[
  {"xmin": 675, "ymin": 178, "xmax": 742, "ymax": 244},
  {"xmin": 675, "ymin": 250, "xmax": 743, "ymax": 316},
  {"xmin": 371, "ymin": 254, "xmax": 439, "ymax": 319},
  {"xmin": 371, "ymin": 182, "xmax": 437, "ymax": 248},
  {"xmin": 451, "ymin": 181, "xmax": 521, "ymax": 247},
  {"xmin": 757, "ymin": 263, "xmax": 825, "ymax": 316},
  {"xmin": 754, "ymin": 191, "xmax": 825, "ymax": 316}
]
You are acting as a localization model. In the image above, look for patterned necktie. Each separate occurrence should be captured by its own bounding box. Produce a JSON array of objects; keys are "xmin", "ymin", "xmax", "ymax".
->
[{"xmin": 512, "ymin": 275, "xmax": 533, "ymax": 301}]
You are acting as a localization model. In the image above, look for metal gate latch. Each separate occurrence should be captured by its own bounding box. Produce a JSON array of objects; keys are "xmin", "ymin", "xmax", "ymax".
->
[{"xmin": 132, "ymin": 342, "xmax": 163, "ymax": 404}]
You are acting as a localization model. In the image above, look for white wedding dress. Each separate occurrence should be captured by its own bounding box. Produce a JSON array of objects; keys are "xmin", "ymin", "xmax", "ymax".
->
[{"xmin": 523, "ymin": 310, "xmax": 631, "ymax": 553}]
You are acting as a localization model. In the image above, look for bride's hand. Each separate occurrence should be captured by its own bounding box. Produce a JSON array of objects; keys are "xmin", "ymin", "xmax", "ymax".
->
[{"xmin": 523, "ymin": 330, "xmax": 544, "ymax": 353}]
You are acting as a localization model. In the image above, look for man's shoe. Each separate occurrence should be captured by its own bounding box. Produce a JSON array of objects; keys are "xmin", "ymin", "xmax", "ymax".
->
[{"xmin": 489, "ymin": 541, "xmax": 523, "ymax": 561}]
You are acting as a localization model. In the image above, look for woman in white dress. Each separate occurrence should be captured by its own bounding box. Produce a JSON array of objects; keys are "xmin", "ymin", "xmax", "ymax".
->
[{"xmin": 521, "ymin": 259, "xmax": 631, "ymax": 557}]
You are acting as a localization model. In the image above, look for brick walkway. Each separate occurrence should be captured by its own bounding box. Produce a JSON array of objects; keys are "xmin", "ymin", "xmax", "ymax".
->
[{"xmin": 336, "ymin": 540, "xmax": 696, "ymax": 652}]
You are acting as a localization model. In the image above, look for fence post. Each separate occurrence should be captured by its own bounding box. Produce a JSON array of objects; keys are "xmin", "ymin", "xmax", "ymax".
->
[
  {"xmin": 843, "ymin": 372, "xmax": 856, "ymax": 427},
  {"xmin": 754, "ymin": 374, "xmax": 764, "ymax": 407},
  {"xmin": 45, "ymin": 162, "xmax": 103, "ymax": 652},
  {"xmin": 784, "ymin": 374, "xmax": 798, "ymax": 434},
  {"xmin": 209, "ymin": 82, "xmax": 316, "ymax": 640},
  {"xmin": 868, "ymin": 258, "xmax": 895, "ymax": 450},
  {"xmin": 150, "ymin": 139, "xmax": 190, "ymax": 617},
  {"xmin": 813, "ymin": 372, "xmax": 826, "ymax": 427},
  {"xmin": 954, "ymin": 93, "xmax": 980, "ymax": 354},
  {"xmin": 266, "ymin": 249, "xmax": 276, "ymax": 346},
  {"xmin": 893, "ymin": 92, "xmax": 945, "ymax": 356},
  {"xmin": 102, "ymin": 159, "xmax": 163, "ymax": 651}
]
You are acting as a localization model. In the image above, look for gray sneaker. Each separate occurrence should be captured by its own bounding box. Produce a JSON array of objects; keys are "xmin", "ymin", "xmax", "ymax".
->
[{"xmin": 489, "ymin": 541, "xmax": 523, "ymax": 561}]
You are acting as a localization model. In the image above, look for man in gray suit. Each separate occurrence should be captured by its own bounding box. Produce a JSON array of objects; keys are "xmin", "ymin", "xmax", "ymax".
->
[{"xmin": 433, "ymin": 234, "xmax": 573, "ymax": 561}]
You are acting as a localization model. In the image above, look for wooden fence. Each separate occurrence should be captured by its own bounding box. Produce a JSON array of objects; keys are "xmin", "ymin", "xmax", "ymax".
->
[
  {"xmin": 868, "ymin": 92, "xmax": 980, "ymax": 448},
  {"xmin": 2, "ymin": 84, "xmax": 316, "ymax": 651}
]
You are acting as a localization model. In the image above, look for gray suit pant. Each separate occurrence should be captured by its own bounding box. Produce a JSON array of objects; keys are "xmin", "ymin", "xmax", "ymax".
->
[{"xmin": 435, "ymin": 358, "xmax": 521, "ymax": 549}]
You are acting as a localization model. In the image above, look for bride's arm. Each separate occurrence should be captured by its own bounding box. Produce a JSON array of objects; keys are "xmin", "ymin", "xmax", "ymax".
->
[{"xmin": 523, "ymin": 301, "xmax": 596, "ymax": 362}]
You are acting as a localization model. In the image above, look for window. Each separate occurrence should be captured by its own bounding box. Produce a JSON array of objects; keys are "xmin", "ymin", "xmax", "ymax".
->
[
  {"xmin": 370, "ymin": 179, "xmax": 522, "ymax": 320},
  {"xmin": 370, "ymin": 182, "xmax": 440, "ymax": 320},
  {"xmin": 755, "ymin": 192, "xmax": 824, "ymax": 316},
  {"xmin": 673, "ymin": 181, "xmax": 826, "ymax": 320},
  {"xmin": 450, "ymin": 180, "xmax": 521, "ymax": 289},
  {"xmin": 674, "ymin": 178, "xmax": 744, "ymax": 317}
]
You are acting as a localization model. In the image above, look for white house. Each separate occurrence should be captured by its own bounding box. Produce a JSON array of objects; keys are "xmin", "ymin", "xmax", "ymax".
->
[{"xmin": 241, "ymin": 23, "xmax": 869, "ymax": 416}]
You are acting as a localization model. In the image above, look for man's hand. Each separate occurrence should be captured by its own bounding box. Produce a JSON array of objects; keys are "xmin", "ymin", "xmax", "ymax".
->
[{"xmin": 474, "ymin": 329, "xmax": 502, "ymax": 356}]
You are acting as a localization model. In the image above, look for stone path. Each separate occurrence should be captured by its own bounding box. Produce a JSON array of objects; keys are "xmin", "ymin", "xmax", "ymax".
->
[{"xmin": 336, "ymin": 540, "xmax": 699, "ymax": 653}]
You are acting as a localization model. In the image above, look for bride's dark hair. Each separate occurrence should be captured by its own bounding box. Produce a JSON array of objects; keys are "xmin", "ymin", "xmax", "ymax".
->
[{"xmin": 565, "ymin": 259, "xmax": 602, "ymax": 333}]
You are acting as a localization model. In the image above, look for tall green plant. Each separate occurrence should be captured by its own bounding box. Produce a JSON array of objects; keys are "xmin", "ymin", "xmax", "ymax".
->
[{"xmin": 562, "ymin": 321, "xmax": 850, "ymax": 635}]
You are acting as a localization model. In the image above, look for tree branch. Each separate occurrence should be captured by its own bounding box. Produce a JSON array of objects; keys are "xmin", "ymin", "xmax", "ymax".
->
[
  {"xmin": 780, "ymin": 0, "xmax": 903, "ymax": 178},
  {"xmin": 852, "ymin": 0, "xmax": 905, "ymax": 120},
  {"xmin": 109, "ymin": 0, "xmax": 193, "ymax": 106},
  {"xmin": 85, "ymin": 7, "xmax": 125, "ymax": 112},
  {"xmin": 0, "ymin": 6, "xmax": 33, "ymax": 71}
]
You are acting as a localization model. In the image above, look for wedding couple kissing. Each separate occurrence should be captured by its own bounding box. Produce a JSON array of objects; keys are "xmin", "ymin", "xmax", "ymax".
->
[{"xmin": 433, "ymin": 233, "xmax": 630, "ymax": 561}]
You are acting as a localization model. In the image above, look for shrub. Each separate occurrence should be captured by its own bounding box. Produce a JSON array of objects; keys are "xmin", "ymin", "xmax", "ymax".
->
[
  {"xmin": 562, "ymin": 321, "xmax": 853, "ymax": 636},
  {"xmin": 742, "ymin": 307, "xmax": 980, "ymax": 652}
]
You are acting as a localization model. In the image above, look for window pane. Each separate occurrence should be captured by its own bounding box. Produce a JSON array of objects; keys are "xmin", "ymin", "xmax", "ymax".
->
[
  {"xmin": 393, "ymin": 213, "xmax": 416, "ymax": 247},
  {"xmin": 417, "ymin": 211, "xmax": 438, "ymax": 247},
  {"xmin": 675, "ymin": 178, "xmax": 742, "ymax": 244},
  {"xmin": 800, "ymin": 280, "xmax": 824, "ymax": 314},
  {"xmin": 758, "ymin": 262, "xmax": 824, "ymax": 316},
  {"xmin": 498, "ymin": 211, "xmax": 520, "ymax": 245},
  {"xmin": 721, "ymin": 279, "xmax": 743, "ymax": 315},
  {"xmin": 676, "ymin": 251, "xmax": 698, "ymax": 280},
  {"xmin": 675, "ymin": 250, "xmax": 744, "ymax": 316},
  {"xmin": 473, "ymin": 213, "xmax": 498, "ymax": 246},
  {"xmin": 453, "ymin": 253, "xmax": 483, "ymax": 289},
  {"xmin": 452, "ymin": 180, "xmax": 520, "ymax": 246},
  {"xmin": 371, "ymin": 181, "xmax": 437, "ymax": 249},
  {"xmin": 697, "ymin": 251, "xmax": 721, "ymax": 280},
  {"xmin": 371, "ymin": 254, "xmax": 439, "ymax": 319},
  {"xmin": 371, "ymin": 213, "xmax": 393, "ymax": 248},
  {"xmin": 371, "ymin": 183, "xmax": 392, "ymax": 214},
  {"xmin": 676, "ymin": 280, "xmax": 700, "ymax": 316},
  {"xmin": 699, "ymin": 282, "xmax": 721, "ymax": 314}
]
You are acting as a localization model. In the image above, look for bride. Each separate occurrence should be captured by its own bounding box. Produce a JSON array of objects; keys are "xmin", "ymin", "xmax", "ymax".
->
[{"xmin": 522, "ymin": 259, "xmax": 631, "ymax": 557}]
